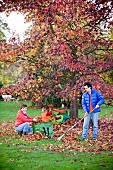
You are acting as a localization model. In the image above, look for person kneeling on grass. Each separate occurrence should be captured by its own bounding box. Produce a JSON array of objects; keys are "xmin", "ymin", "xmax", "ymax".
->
[{"xmin": 15, "ymin": 104, "xmax": 37, "ymax": 136}]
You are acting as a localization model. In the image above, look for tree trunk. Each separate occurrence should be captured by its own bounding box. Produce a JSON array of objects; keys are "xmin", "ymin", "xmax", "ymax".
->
[{"xmin": 70, "ymin": 97, "xmax": 78, "ymax": 118}]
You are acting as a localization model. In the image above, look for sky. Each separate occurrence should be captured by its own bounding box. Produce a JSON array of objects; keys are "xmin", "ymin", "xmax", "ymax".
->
[{"xmin": 0, "ymin": 11, "xmax": 32, "ymax": 42}]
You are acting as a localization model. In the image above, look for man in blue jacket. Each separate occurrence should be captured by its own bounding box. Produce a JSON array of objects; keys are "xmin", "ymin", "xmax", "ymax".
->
[{"xmin": 79, "ymin": 82, "xmax": 104, "ymax": 141}]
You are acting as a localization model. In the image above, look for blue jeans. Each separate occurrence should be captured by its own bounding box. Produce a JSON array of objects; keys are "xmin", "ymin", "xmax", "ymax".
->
[
  {"xmin": 15, "ymin": 122, "xmax": 33, "ymax": 134},
  {"xmin": 62, "ymin": 115, "xmax": 68, "ymax": 122},
  {"xmin": 82, "ymin": 112, "xmax": 98, "ymax": 139}
]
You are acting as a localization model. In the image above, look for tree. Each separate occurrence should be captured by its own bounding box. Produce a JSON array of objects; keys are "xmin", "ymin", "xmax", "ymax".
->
[
  {"xmin": 0, "ymin": 0, "xmax": 113, "ymax": 117},
  {"xmin": 0, "ymin": 16, "xmax": 10, "ymax": 41},
  {"xmin": 0, "ymin": 16, "xmax": 11, "ymax": 85},
  {"xmin": 0, "ymin": 16, "xmax": 26, "ymax": 85}
]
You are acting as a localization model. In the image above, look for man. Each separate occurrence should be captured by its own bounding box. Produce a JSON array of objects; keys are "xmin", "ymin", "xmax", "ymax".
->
[{"xmin": 79, "ymin": 82, "xmax": 104, "ymax": 141}]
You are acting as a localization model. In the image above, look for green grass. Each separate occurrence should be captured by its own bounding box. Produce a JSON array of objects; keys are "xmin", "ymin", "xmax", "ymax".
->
[
  {"xmin": 0, "ymin": 101, "xmax": 112, "ymax": 122},
  {"xmin": 0, "ymin": 101, "xmax": 41, "ymax": 122},
  {"xmin": 0, "ymin": 101, "xmax": 113, "ymax": 170},
  {"xmin": 0, "ymin": 141, "xmax": 113, "ymax": 170}
]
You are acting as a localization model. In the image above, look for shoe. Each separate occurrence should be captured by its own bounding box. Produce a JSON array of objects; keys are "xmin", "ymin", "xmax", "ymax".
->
[
  {"xmin": 18, "ymin": 131, "xmax": 23, "ymax": 136},
  {"xmin": 92, "ymin": 138, "xmax": 97, "ymax": 141},
  {"xmin": 79, "ymin": 137, "xmax": 86, "ymax": 141},
  {"xmin": 22, "ymin": 132, "xmax": 27, "ymax": 136}
]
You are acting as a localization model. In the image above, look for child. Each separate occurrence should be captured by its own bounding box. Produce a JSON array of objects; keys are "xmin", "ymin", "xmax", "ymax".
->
[
  {"xmin": 15, "ymin": 104, "xmax": 37, "ymax": 136},
  {"xmin": 53, "ymin": 103, "xmax": 70, "ymax": 123},
  {"xmin": 34, "ymin": 105, "xmax": 53, "ymax": 123},
  {"xmin": 41, "ymin": 105, "xmax": 53, "ymax": 137},
  {"xmin": 41, "ymin": 105, "xmax": 53, "ymax": 122}
]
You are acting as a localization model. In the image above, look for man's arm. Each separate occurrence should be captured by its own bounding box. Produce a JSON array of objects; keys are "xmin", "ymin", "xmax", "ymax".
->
[
  {"xmin": 96, "ymin": 91, "xmax": 104, "ymax": 106},
  {"xmin": 82, "ymin": 93, "xmax": 88, "ymax": 113}
]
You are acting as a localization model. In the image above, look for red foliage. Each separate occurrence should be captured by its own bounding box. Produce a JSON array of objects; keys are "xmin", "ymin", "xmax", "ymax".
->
[{"xmin": 0, "ymin": 0, "xmax": 113, "ymax": 103}]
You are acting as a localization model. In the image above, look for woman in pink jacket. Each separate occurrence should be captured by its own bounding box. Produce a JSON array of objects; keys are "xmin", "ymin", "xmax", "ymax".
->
[{"xmin": 15, "ymin": 104, "xmax": 37, "ymax": 136}]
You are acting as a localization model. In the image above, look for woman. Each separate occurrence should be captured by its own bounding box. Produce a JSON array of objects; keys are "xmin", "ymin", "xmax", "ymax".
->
[{"xmin": 15, "ymin": 104, "xmax": 37, "ymax": 136}]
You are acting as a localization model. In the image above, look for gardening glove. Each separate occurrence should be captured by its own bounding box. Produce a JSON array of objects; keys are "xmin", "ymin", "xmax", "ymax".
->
[{"xmin": 95, "ymin": 104, "xmax": 99, "ymax": 109}]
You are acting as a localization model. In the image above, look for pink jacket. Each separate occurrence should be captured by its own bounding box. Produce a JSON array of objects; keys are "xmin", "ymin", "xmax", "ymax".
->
[{"xmin": 15, "ymin": 110, "xmax": 33, "ymax": 127}]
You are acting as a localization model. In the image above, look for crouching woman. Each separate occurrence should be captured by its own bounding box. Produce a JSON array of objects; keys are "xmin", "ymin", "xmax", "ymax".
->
[{"xmin": 15, "ymin": 104, "xmax": 37, "ymax": 136}]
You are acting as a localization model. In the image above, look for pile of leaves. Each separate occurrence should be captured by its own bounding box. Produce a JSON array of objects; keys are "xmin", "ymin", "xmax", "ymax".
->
[{"xmin": 0, "ymin": 117, "xmax": 113, "ymax": 153}]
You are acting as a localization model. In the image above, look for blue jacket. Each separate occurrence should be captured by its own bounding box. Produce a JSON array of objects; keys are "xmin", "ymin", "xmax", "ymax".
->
[{"xmin": 82, "ymin": 89, "xmax": 104, "ymax": 113}]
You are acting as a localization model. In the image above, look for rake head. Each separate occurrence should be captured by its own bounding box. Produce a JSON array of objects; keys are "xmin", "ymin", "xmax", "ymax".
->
[{"xmin": 56, "ymin": 134, "xmax": 65, "ymax": 142}]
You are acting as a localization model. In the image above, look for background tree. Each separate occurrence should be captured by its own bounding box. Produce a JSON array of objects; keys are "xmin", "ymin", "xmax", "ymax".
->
[
  {"xmin": 0, "ymin": 17, "xmax": 11, "ymax": 85},
  {"xmin": 0, "ymin": 16, "xmax": 10, "ymax": 41},
  {"xmin": 0, "ymin": 16, "xmax": 26, "ymax": 86}
]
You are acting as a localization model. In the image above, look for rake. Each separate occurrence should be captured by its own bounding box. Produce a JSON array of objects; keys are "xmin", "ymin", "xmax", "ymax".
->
[{"xmin": 56, "ymin": 109, "xmax": 95, "ymax": 142}]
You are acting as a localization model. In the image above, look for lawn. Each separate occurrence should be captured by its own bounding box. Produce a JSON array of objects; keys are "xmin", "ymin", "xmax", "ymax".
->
[{"xmin": 0, "ymin": 101, "xmax": 113, "ymax": 170}]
